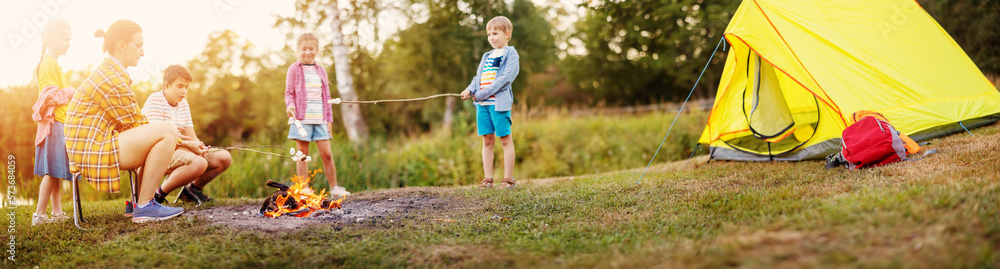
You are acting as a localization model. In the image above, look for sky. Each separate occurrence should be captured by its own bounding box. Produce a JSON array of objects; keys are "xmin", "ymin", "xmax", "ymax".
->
[{"xmin": 0, "ymin": 0, "xmax": 297, "ymax": 88}]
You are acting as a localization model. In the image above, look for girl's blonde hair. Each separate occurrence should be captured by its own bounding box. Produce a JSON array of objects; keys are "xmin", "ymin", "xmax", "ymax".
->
[
  {"xmin": 36, "ymin": 19, "xmax": 71, "ymax": 80},
  {"xmin": 486, "ymin": 16, "xmax": 513, "ymax": 34},
  {"xmin": 297, "ymin": 33, "xmax": 319, "ymax": 49}
]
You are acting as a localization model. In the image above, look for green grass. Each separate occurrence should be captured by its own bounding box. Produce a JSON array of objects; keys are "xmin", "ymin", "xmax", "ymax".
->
[
  {"xmin": 11, "ymin": 121, "xmax": 1000, "ymax": 268},
  {"xmin": 8, "ymin": 107, "xmax": 707, "ymax": 202}
]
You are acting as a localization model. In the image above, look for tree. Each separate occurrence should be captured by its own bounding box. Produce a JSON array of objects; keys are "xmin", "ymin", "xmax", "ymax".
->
[
  {"xmin": 275, "ymin": 0, "xmax": 557, "ymax": 136},
  {"xmin": 275, "ymin": 0, "xmax": 371, "ymax": 143},
  {"xmin": 918, "ymin": 0, "xmax": 999, "ymax": 75},
  {"xmin": 373, "ymin": 0, "xmax": 507, "ymax": 135},
  {"xmin": 185, "ymin": 30, "xmax": 287, "ymax": 144},
  {"xmin": 509, "ymin": 0, "xmax": 557, "ymax": 105},
  {"xmin": 561, "ymin": 0, "xmax": 739, "ymax": 105},
  {"xmin": 329, "ymin": 0, "xmax": 370, "ymax": 142}
]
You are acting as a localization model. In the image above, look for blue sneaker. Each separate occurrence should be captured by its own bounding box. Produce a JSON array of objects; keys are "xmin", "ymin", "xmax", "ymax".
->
[{"xmin": 131, "ymin": 200, "xmax": 184, "ymax": 223}]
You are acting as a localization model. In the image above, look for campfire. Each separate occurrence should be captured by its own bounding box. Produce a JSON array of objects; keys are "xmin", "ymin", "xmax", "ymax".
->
[{"xmin": 260, "ymin": 171, "xmax": 343, "ymax": 218}]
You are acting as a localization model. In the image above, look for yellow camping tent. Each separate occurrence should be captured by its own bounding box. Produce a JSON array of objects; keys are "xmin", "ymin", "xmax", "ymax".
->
[{"xmin": 699, "ymin": 0, "xmax": 1000, "ymax": 161}]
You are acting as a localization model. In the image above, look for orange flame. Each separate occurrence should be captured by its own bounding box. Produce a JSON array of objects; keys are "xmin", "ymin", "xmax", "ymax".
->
[{"xmin": 264, "ymin": 169, "xmax": 343, "ymax": 218}]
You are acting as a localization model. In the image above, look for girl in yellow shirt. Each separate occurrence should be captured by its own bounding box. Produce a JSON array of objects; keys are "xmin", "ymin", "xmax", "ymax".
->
[{"xmin": 32, "ymin": 20, "xmax": 72, "ymax": 226}]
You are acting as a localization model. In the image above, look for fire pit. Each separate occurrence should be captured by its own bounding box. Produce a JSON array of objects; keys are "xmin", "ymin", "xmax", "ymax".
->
[
  {"xmin": 260, "ymin": 173, "xmax": 343, "ymax": 218},
  {"xmin": 190, "ymin": 187, "xmax": 461, "ymax": 232}
]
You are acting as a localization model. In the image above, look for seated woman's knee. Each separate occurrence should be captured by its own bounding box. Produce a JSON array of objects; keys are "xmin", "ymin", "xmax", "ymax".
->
[{"xmin": 150, "ymin": 121, "xmax": 178, "ymax": 139}]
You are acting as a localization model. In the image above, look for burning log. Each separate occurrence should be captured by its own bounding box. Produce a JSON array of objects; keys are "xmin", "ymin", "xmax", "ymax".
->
[
  {"xmin": 266, "ymin": 180, "xmax": 290, "ymax": 191},
  {"xmin": 260, "ymin": 174, "xmax": 343, "ymax": 218},
  {"xmin": 307, "ymin": 209, "xmax": 330, "ymax": 218}
]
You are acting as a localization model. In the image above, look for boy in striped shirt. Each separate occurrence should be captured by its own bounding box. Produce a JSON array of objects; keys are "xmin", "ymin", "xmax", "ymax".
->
[
  {"xmin": 460, "ymin": 16, "xmax": 521, "ymax": 189},
  {"xmin": 141, "ymin": 65, "xmax": 231, "ymax": 205}
]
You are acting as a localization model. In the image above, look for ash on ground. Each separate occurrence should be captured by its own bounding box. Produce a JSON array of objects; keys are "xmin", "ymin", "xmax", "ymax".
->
[{"xmin": 188, "ymin": 189, "xmax": 459, "ymax": 232}]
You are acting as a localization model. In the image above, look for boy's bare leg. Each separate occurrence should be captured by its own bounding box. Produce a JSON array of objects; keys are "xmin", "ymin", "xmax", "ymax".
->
[
  {"xmin": 160, "ymin": 157, "xmax": 207, "ymax": 193},
  {"xmin": 118, "ymin": 121, "xmax": 178, "ymax": 205},
  {"xmin": 295, "ymin": 140, "xmax": 310, "ymax": 178},
  {"xmin": 192, "ymin": 150, "xmax": 231, "ymax": 189},
  {"xmin": 49, "ymin": 178, "xmax": 63, "ymax": 213},
  {"xmin": 500, "ymin": 135, "xmax": 515, "ymax": 179},
  {"xmin": 35, "ymin": 175, "xmax": 54, "ymax": 216},
  {"xmin": 482, "ymin": 134, "xmax": 496, "ymax": 179},
  {"xmin": 315, "ymin": 139, "xmax": 338, "ymax": 188}
]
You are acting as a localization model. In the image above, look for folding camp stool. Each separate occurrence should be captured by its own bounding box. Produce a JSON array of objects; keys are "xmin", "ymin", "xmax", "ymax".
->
[
  {"xmin": 70, "ymin": 165, "xmax": 139, "ymax": 230},
  {"xmin": 171, "ymin": 183, "xmax": 205, "ymax": 206}
]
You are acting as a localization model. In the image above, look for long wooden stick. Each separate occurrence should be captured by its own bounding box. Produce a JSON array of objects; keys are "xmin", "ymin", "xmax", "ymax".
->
[{"xmin": 328, "ymin": 93, "xmax": 462, "ymax": 105}]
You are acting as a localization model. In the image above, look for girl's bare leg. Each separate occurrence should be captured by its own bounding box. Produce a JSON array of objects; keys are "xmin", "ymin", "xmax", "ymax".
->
[
  {"xmin": 315, "ymin": 139, "xmax": 338, "ymax": 188},
  {"xmin": 49, "ymin": 178, "xmax": 63, "ymax": 213},
  {"xmin": 35, "ymin": 175, "xmax": 54, "ymax": 216},
  {"xmin": 295, "ymin": 140, "xmax": 310, "ymax": 178}
]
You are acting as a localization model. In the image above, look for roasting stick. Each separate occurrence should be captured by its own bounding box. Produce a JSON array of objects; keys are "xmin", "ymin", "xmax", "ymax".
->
[{"xmin": 327, "ymin": 93, "xmax": 462, "ymax": 105}]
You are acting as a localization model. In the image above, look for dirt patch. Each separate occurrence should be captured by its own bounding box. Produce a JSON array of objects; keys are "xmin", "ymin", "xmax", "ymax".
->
[{"xmin": 188, "ymin": 187, "xmax": 472, "ymax": 232}]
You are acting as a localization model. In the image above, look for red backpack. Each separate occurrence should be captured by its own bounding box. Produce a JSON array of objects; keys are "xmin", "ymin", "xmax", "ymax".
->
[{"xmin": 834, "ymin": 116, "xmax": 907, "ymax": 170}]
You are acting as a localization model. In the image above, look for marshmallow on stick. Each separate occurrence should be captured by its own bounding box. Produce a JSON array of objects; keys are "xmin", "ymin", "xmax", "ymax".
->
[
  {"xmin": 289, "ymin": 116, "xmax": 308, "ymax": 137},
  {"xmin": 288, "ymin": 147, "xmax": 312, "ymax": 162}
]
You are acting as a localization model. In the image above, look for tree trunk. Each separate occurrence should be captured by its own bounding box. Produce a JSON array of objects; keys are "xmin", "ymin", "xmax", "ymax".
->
[
  {"xmin": 329, "ymin": 0, "xmax": 369, "ymax": 143},
  {"xmin": 442, "ymin": 96, "xmax": 456, "ymax": 134}
]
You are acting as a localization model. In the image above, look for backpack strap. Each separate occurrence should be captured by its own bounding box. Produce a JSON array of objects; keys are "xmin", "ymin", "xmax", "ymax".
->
[
  {"xmin": 825, "ymin": 152, "xmax": 848, "ymax": 169},
  {"xmin": 905, "ymin": 149, "xmax": 939, "ymax": 161}
]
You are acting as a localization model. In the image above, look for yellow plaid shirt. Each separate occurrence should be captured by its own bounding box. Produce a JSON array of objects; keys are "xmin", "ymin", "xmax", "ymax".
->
[{"xmin": 64, "ymin": 57, "xmax": 148, "ymax": 193}]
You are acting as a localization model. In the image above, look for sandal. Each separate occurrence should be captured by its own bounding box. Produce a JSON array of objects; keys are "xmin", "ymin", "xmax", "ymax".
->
[
  {"xmin": 500, "ymin": 178, "xmax": 516, "ymax": 189},
  {"xmin": 479, "ymin": 178, "xmax": 494, "ymax": 188}
]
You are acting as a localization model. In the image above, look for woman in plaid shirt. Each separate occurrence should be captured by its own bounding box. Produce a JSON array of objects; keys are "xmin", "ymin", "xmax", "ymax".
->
[{"xmin": 64, "ymin": 20, "xmax": 204, "ymax": 223}]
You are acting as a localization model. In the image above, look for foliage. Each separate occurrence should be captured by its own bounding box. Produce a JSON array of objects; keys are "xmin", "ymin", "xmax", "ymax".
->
[
  {"xmin": 560, "ymin": 0, "xmax": 997, "ymax": 105},
  {"xmin": 276, "ymin": 0, "xmax": 557, "ymax": 136},
  {"xmin": 198, "ymin": 108, "xmax": 708, "ymax": 198},
  {"xmin": 185, "ymin": 30, "xmax": 291, "ymax": 145},
  {"xmin": 918, "ymin": 0, "xmax": 1000, "ymax": 74},
  {"xmin": 561, "ymin": 0, "xmax": 740, "ymax": 105}
]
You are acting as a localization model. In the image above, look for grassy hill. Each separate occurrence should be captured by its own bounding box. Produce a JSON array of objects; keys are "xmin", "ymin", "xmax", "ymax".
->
[{"xmin": 14, "ymin": 122, "xmax": 1000, "ymax": 268}]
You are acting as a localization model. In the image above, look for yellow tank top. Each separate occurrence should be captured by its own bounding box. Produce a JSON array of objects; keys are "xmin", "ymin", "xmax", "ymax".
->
[{"xmin": 37, "ymin": 55, "xmax": 70, "ymax": 122}]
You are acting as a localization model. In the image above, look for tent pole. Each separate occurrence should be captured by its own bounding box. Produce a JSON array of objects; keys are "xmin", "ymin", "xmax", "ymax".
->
[{"xmin": 768, "ymin": 142, "xmax": 773, "ymax": 161}]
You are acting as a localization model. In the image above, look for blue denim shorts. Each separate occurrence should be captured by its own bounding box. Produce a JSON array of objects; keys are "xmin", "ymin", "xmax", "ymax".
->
[
  {"xmin": 476, "ymin": 104, "xmax": 512, "ymax": 137},
  {"xmin": 288, "ymin": 123, "xmax": 332, "ymax": 141}
]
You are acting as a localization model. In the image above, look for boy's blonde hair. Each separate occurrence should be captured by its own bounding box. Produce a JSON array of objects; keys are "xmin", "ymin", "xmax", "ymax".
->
[
  {"xmin": 486, "ymin": 16, "xmax": 513, "ymax": 35},
  {"xmin": 297, "ymin": 33, "xmax": 319, "ymax": 49}
]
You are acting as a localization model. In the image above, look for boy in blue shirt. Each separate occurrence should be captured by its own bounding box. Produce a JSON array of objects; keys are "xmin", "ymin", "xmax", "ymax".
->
[{"xmin": 461, "ymin": 16, "xmax": 520, "ymax": 189}]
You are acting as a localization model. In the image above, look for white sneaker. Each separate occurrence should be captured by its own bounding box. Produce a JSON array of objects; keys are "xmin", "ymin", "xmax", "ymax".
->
[
  {"xmin": 32, "ymin": 213, "xmax": 48, "ymax": 226},
  {"xmin": 330, "ymin": 186, "xmax": 351, "ymax": 197},
  {"xmin": 49, "ymin": 212, "xmax": 70, "ymax": 223}
]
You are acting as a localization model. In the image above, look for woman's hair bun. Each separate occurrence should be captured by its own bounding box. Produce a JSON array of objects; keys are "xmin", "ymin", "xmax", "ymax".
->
[{"xmin": 94, "ymin": 29, "xmax": 105, "ymax": 38}]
